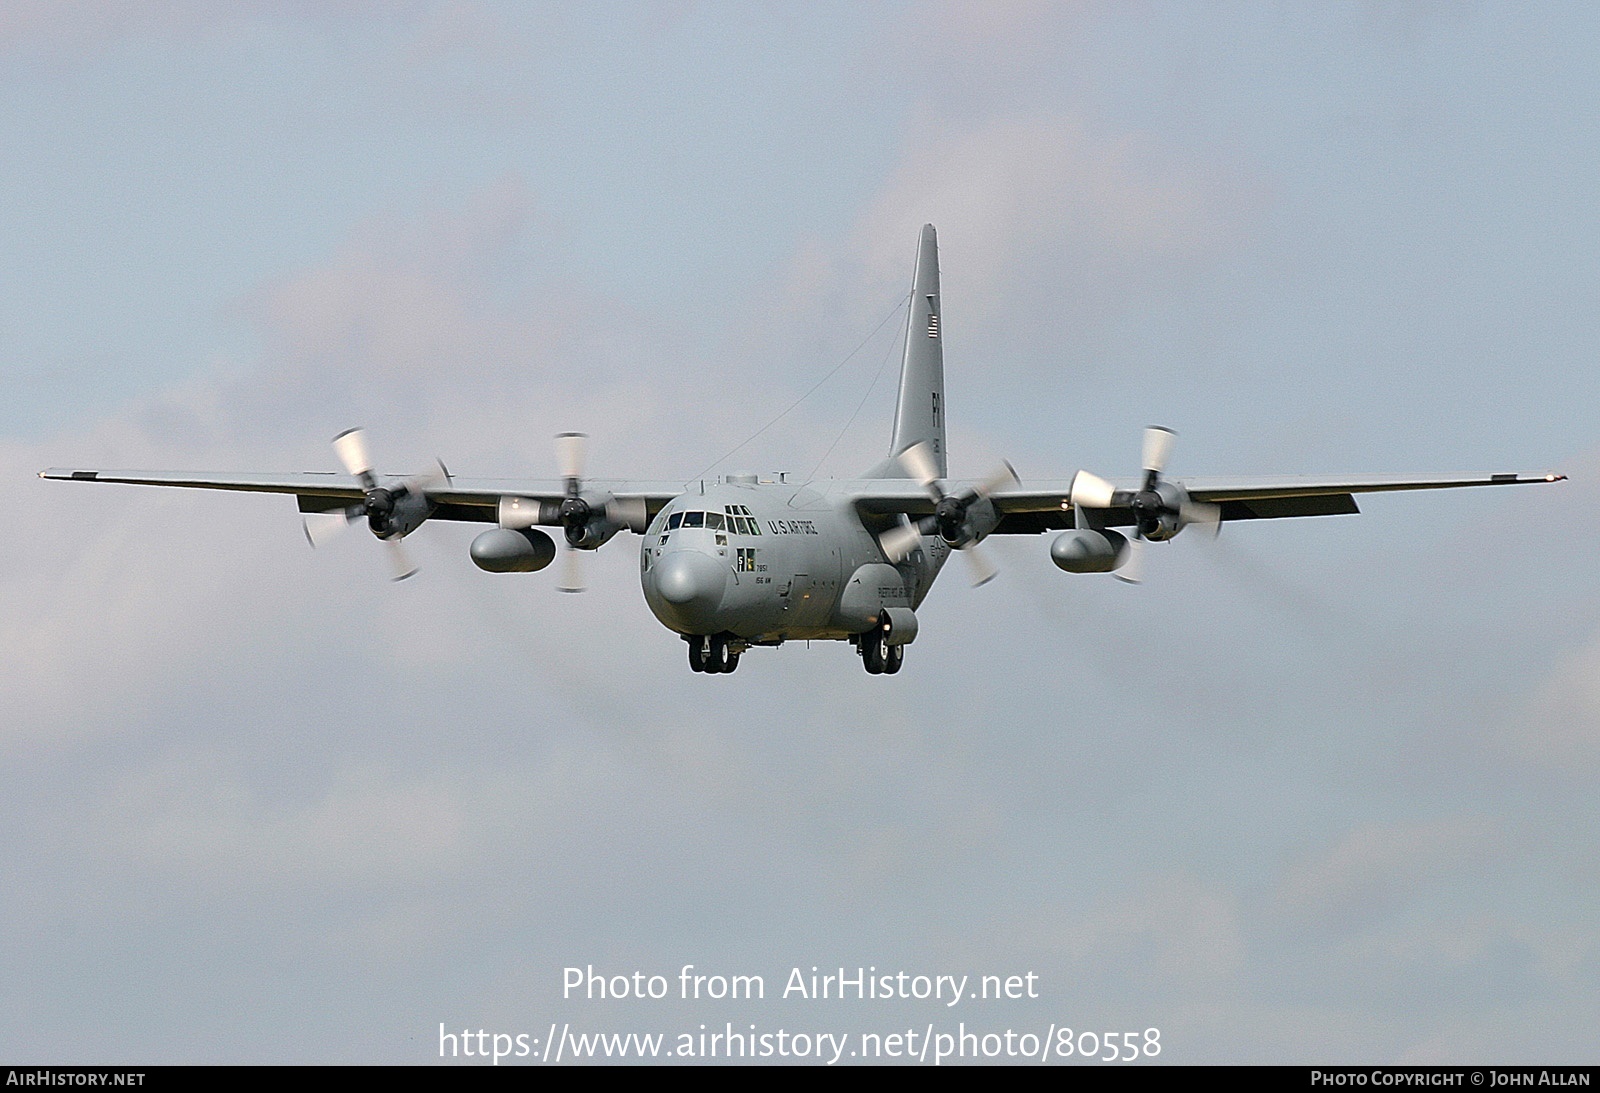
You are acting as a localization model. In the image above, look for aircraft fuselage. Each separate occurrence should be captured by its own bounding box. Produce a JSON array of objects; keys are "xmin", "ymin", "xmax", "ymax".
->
[{"xmin": 640, "ymin": 479, "xmax": 948, "ymax": 646}]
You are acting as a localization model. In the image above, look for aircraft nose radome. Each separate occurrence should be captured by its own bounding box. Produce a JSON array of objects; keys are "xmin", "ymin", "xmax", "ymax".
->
[{"xmin": 651, "ymin": 551, "xmax": 727, "ymax": 628}]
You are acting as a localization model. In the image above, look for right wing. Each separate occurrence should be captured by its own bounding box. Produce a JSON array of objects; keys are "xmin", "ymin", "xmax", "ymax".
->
[{"xmin": 37, "ymin": 468, "xmax": 689, "ymax": 525}]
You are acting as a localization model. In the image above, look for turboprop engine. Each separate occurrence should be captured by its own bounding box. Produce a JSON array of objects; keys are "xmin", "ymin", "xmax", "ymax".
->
[
  {"xmin": 1064, "ymin": 426, "xmax": 1221, "ymax": 583},
  {"xmin": 299, "ymin": 427, "xmax": 444, "ymax": 581}
]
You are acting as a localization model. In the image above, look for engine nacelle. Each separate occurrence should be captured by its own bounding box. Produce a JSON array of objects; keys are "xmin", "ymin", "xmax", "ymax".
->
[
  {"xmin": 471, "ymin": 528, "xmax": 557, "ymax": 573},
  {"xmin": 1050, "ymin": 529, "xmax": 1129, "ymax": 573},
  {"xmin": 498, "ymin": 495, "xmax": 557, "ymax": 529},
  {"xmin": 565, "ymin": 520, "xmax": 622, "ymax": 551}
]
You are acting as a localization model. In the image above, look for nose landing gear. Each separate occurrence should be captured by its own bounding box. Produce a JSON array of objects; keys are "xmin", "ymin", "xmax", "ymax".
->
[{"xmin": 686, "ymin": 633, "xmax": 742, "ymax": 674}]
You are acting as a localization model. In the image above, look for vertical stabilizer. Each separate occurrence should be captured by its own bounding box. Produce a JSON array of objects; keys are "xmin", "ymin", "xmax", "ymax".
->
[{"xmin": 884, "ymin": 224, "xmax": 947, "ymax": 478}]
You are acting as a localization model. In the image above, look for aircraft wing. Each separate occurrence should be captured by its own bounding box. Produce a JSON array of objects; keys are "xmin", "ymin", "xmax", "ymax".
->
[
  {"xmin": 848, "ymin": 470, "xmax": 1564, "ymax": 533},
  {"xmin": 37, "ymin": 468, "xmax": 688, "ymax": 523}
]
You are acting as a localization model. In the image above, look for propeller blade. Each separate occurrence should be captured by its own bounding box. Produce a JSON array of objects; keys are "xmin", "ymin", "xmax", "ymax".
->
[
  {"xmin": 975, "ymin": 460, "xmax": 1021, "ymax": 497},
  {"xmin": 1142, "ymin": 425, "xmax": 1176, "ymax": 476},
  {"xmin": 400, "ymin": 459, "xmax": 452, "ymax": 496},
  {"xmin": 878, "ymin": 519, "xmax": 924, "ymax": 562},
  {"xmin": 302, "ymin": 507, "xmax": 359, "ymax": 549},
  {"xmin": 1113, "ymin": 536, "xmax": 1144, "ymax": 584},
  {"xmin": 1070, "ymin": 470, "xmax": 1117, "ymax": 509},
  {"xmin": 897, "ymin": 441, "xmax": 942, "ymax": 489},
  {"xmin": 557, "ymin": 546, "xmax": 585, "ymax": 593},
  {"xmin": 332, "ymin": 428, "xmax": 373, "ymax": 480},
  {"xmin": 555, "ymin": 432, "xmax": 588, "ymax": 484},
  {"xmin": 385, "ymin": 538, "xmax": 419, "ymax": 582},
  {"xmin": 960, "ymin": 543, "xmax": 998, "ymax": 587},
  {"xmin": 1181, "ymin": 498, "xmax": 1222, "ymax": 538}
]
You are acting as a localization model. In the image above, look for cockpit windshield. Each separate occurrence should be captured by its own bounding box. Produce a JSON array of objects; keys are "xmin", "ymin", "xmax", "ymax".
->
[{"xmin": 661, "ymin": 505, "xmax": 762, "ymax": 537}]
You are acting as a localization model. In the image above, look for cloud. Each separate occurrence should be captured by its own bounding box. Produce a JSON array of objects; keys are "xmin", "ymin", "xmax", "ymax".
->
[
  {"xmin": 0, "ymin": 177, "xmax": 710, "ymax": 752},
  {"xmin": 1274, "ymin": 816, "xmax": 1508, "ymax": 934},
  {"xmin": 0, "ymin": 0, "xmax": 420, "ymax": 57},
  {"xmin": 861, "ymin": 116, "xmax": 1246, "ymax": 322},
  {"xmin": 1502, "ymin": 634, "xmax": 1600, "ymax": 773},
  {"xmin": 93, "ymin": 759, "xmax": 471, "ymax": 890},
  {"xmin": 757, "ymin": 113, "xmax": 1257, "ymax": 424},
  {"xmin": 1002, "ymin": 875, "xmax": 1245, "ymax": 999}
]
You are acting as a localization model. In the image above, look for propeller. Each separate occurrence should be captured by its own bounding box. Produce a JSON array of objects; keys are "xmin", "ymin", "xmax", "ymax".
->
[
  {"xmin": 301, "ymin": 428, "xmax": 445, "ymax": 581},
  {"xmin": 1069, "ymin": 425, "xmax": 1220, "ymax": 584},
  {"xmin": 555, "ymin": 431, "xmax": 589, "ymax": 592},
  {"xmin": 548, "ymin": 432, "xmax": 647, "ymax": 592},
  {"xmin": 878, "ymin": 441, "xmax": 1018, "ymax": 586}
]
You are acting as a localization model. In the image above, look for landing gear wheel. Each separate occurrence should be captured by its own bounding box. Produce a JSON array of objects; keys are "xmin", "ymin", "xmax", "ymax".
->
[
  {"xmin": 688, "ymin": 637, "xmax": 707, "ymax": 673},
  {"xmin": 724, "ymin": 651, "xmax": 741, "ymax": 673},
  {"xmin": 884, "ymin": 643, "xmax": 903, "ymax": 674},
  {"xmin": 861, "ymin": 631, "xmax": 886, "ymax": 674},
  {"xmin": 707, "ymin": 634, "xmax": 731, "ymax": 673}
]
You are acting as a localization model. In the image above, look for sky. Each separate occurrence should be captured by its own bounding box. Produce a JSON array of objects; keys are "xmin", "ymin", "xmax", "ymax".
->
[{"xmin": 3, "ymin": 0, "xmax": 1599, "ymax": 1066}]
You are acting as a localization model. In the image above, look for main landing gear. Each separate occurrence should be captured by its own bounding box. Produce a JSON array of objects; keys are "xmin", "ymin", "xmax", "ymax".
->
[
  {"xmin": 856, "ymin": 624, "xmax": 903, "ymax": 675},
  {"xmin": 686, "ymin": 633, "xmax": 742, "ymax": 674}
]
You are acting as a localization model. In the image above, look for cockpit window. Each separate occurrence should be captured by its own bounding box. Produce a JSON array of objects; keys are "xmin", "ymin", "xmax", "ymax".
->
[{"xmin": 667, "ymin": 508, "xmax": 759, "ymax": 533}]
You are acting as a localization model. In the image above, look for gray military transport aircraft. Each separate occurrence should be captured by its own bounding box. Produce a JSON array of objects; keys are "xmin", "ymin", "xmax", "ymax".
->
[{"xmin": 43, "ymin": 225, "xmax": 1564, "ymax": 675}]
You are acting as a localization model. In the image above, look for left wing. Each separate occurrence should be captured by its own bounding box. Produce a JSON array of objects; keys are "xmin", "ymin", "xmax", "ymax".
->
[{"xmin": 848, "ymin": 470, "xmax": 1565, "ymax": 533}]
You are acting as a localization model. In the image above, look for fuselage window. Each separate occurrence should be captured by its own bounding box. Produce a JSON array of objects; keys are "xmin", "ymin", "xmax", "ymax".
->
[
  {"xmin": 706, "ymin": 512, "xmax": 725, "ymax": 531},
  {"xmin": 683, "ymin": 511, "xmax": 704, "ymax": 528},
  {"xmin": 667, "ymin": 512, "xmax": 684, "ymax": 530}
]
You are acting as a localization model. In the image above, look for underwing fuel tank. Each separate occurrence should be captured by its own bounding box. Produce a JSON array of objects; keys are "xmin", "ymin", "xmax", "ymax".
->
[
  {"xmin": 471, "ymin": 528, "xmax": 557, "ymax": 573},
  {"xmin": 1050, "ymin": 529, "xmax": 1129, "ymax": 574}
]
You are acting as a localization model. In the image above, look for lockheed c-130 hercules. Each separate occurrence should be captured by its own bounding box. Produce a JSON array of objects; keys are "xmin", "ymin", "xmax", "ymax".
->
[{"xmin": 43, "ymin": 225, "xmax": 1564, "ymax": 675}]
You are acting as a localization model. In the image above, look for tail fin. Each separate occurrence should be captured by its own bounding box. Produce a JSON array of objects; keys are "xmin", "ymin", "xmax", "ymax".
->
[{"xmin": 876, "ymin": 224, "xmax": 946, "ymax": 478}]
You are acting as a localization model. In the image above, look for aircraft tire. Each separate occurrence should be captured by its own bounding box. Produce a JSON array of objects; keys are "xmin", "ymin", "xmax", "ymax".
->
[
  {"xmin": 884, "ymin": 644, "xmax": 903, "ymax": 674},
  {"xmin": 707, "ymin": 634, "xmax": 731, "ymax": 673},
  {"xmin": 688, "ymin": 637, "xmax": 707, "ymax": 673},
  {"xmin": 862, "ymin": 633, "xmax": 885, "ymax": 674},
  {"xmin": 724, "ymin": 651, "xmax": 740, "ymax": 673}
]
